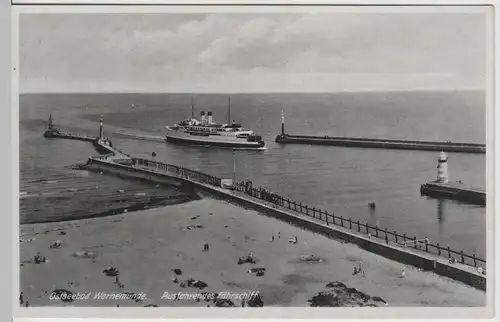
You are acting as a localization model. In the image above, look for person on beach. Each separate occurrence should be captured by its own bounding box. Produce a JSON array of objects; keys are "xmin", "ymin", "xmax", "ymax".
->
[
  {"xmin": 400, "ymin": 268, "xmax": 406, "ymax": 278},
  {"xmin": 25, "ymin": 301, "xmax": 29, "ymax": 308},
  {"xmin": 19, "ymin": 292, "xmax": 24, "ymax": 305}
]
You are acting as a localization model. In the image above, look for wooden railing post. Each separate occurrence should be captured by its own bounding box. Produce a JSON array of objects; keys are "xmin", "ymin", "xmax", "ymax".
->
[
  {"xmin": 375, "ymin": 226, "xmax": 379, "ymax": 238},
  {"xmin": 349, "ymin": 218, "xmax": 352, "ymax": 230},
  {"xmin": 447, "ymin": 245, "xmax": 451, "ymax": 258},
  {"xmin": 413, "ymin": 237, "xmax": 417, "ymax": 249},
  {"xmin": 394, "ymin": 231, "xmax": 398, "ymax": 243},
  {"xmin": 340, "ymin": 216, "xmax": 344, "ymax": 227},
  {"xmin": 424, "ymin": 237, "xmax": 428, "ymax": 252},
  {"xmin": 437, "ymin": 242, "xmax": 441, "ymax": 256},
  {"xmin": 312, "ymin": 207, "xmax": 316, "ymax": 218},
  {"xmin": 460, "ymin": 250, "xmax": 465, "ymax": 264},
  {"xmin": 366, "ymin": 222, "xmax": 369, "ymax": 234},
  {"xmin": 473, "ymin": 251, "xmax": 477, "ymax": 267},
  {"xmin": 357, "ymin": 221, "xmax": 360, "ymax": 232},
  {"xmin": 384, "ymin": 229, "xmax": 388, "ymax": 243}
]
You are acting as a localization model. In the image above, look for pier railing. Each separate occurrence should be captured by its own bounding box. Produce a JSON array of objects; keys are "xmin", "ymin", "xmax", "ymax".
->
[
  {"xmin": 100, "ymin": 155, "xmax": 485, "ymax": 271},
  {"xmin": 241, "ymin": 185, "xmax": 486, "ymax": 270},
  {"xmin": 133, "ymin": 158, "xmax": 222, "ymax": 187}
]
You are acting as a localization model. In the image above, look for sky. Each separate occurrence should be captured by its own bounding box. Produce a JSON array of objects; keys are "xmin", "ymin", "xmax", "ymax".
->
[{"xmin": 19, "ymin": 10, "xmax": 488, "ymax": 93}]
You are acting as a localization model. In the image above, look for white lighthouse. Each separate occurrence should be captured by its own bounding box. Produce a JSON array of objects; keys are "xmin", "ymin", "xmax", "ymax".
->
[{"xmin": 437, "ymin": 151, "xmax": 449, "ymax": 184}]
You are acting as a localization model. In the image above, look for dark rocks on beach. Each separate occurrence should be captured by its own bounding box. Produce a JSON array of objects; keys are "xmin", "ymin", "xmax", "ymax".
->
[
  {"xmin": 192, "ymin": 280, "xmax": 208, "ymax": 290},
  {"xmin": 326, "ymin": 281, "xmax": 346, "ymax": 289},
  {"xmin": 309, "ymin": 281, "xmax": 387, "ymax": 307},
  {"xmin": 247, "ymin": 294, "xmax": 264, "ymax": 307},
  {"xmin": 58, "ymin": 231, "xmax": 66, "ymax": 235},
  {"xmin": 144, "ymin": 304, "xmax": 158, "ymax": 307},
  {"xmin": 214, "ymin": 298, "xmax": 235, "ymax": 307},
  {"xmin": 103, "ymin": 267, "xmax": 119, "ymax": 277},
  {"xmin": 172, "ymin": 268, "xmax": 183, "ymax": 275}
]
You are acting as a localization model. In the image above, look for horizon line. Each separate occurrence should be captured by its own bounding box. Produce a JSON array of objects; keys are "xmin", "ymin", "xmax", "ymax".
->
[{"xmin": 19, "ymin": 88, "xmax": 486, "ymax": 95}]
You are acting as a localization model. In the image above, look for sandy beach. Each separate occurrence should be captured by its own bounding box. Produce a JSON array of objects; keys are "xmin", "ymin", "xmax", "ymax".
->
[{"xmin": 19, "ymin": 197, "xmax": 485, "ymax": 307}]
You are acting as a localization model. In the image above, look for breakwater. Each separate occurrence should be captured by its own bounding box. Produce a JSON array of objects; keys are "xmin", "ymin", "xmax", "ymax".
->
[
  {"xmin": 421, "ymin": 181, "xmax": 486, "ymax": 206},
  {"xmin": 44, "ymin": 130, "xmax": 97, "ymax": 143},
  {"xmin": 275, "ymin": 134, "xmax": 486, "ymax": 154}
]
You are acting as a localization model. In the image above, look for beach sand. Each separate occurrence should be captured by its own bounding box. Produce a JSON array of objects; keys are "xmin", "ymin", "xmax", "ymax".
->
[{"xmin": 19, "ymin": 198, "xmax": 485, "ymax": 307}]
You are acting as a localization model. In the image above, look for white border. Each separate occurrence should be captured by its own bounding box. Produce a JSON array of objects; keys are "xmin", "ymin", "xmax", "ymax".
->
[{"xmin": 8, "ymin": 1, "xmax": 497, "ymax": 320}]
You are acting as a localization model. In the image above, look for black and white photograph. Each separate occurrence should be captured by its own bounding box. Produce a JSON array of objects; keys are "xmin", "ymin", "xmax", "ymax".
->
[{"xmin": 15, "ymin": 4, "xmax": 492, "ymax": 312}]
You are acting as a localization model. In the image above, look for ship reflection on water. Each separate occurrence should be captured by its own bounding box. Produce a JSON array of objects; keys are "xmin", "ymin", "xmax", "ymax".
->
[{"xmin": 437, "ymin": 199, "xmax": 446, "ymax": 236}]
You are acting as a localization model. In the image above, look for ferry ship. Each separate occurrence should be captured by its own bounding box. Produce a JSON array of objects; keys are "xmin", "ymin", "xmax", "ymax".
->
[{"xmin": 165, "ymin": 97, "xmax": 265, "ymax": 149}]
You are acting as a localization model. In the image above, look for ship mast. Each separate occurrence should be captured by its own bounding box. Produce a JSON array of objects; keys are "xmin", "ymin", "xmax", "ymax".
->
[
  {"xmin": 191, "ymin": 97, "xmax": 195, "ymax": 119},
  {"xmin": 228, "ymin": 96, "xmax": 231, "ymax": 125}
]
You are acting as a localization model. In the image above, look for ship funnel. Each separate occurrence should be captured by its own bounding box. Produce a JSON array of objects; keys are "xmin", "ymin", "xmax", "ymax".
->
[
  {"xmin": 207, "ymin": 111, "xmax": 213, "ymax": 124},
  {"xmin": 201, "ymin": 111, "xmax": 206, "ymax": 123}
]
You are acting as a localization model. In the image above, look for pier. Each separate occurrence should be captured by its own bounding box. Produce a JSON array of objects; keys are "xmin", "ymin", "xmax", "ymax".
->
[
  {"xmin": 274, "ymin": 111, "xmax": 485, "ymax": 154},
  {"xmin": 420, "ymin": 152, "xmax": 486, "ymax": 206},
  {"xmin": 42, "ymin": 116, "xmax": 487, "ymax": 291}
]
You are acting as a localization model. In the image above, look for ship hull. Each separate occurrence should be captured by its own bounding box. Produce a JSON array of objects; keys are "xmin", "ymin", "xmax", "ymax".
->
[
  {"xmin": 166, "ymin": 128, "xmax": 265, "ymax": 149},
  {"xmin": 166, "ymin": 135, "xmax": 265, "ymax": 149}
]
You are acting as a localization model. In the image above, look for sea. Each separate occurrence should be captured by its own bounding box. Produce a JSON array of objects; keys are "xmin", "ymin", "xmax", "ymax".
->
[{"xmin": 19, "ymin": 91, "xmax": 487, "ymax": 259}]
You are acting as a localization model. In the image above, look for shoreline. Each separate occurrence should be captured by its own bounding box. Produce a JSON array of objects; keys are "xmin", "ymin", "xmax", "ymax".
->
[
  {"xmin": 20, "ymin": 193, "xmax": 198, "ymax": 225},
  {"xmin": 20, "ymin": 197, "xmax": 485, "ymax": 307}
]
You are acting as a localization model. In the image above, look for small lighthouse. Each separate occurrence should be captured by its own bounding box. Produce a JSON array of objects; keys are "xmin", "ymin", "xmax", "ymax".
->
[
  {"xmin": 99, "ymin": 115, "xmax": 104, "ymax": 139},
  {"xmin": 48, "ymin": 114, "xmax": 54, "ymax": 130},
  {"xmin": 437, "ymin": 151, "xmax": 449, "ymax": 184},
  {"xmin": 281, "ymin": 110, "xmax": 285, "ymax": 135}
]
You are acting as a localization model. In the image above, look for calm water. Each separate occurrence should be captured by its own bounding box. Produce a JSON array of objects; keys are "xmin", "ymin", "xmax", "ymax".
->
[{"xmin": 19, "ymin": 91, "xmax": 487, "ymax": 258}]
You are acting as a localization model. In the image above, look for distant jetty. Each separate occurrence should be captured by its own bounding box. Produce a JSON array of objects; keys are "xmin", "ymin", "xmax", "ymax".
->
[
  {"xmin": 43, "ymin": 114, "xmax": 116, "ymax": 155},
  {"xmin": 274, "ymin": 112, "xmax": 485, "ymax": 154},
  {"xmin": 420, "ymin": 152, "xmax": 486, "ymax": 206}
]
